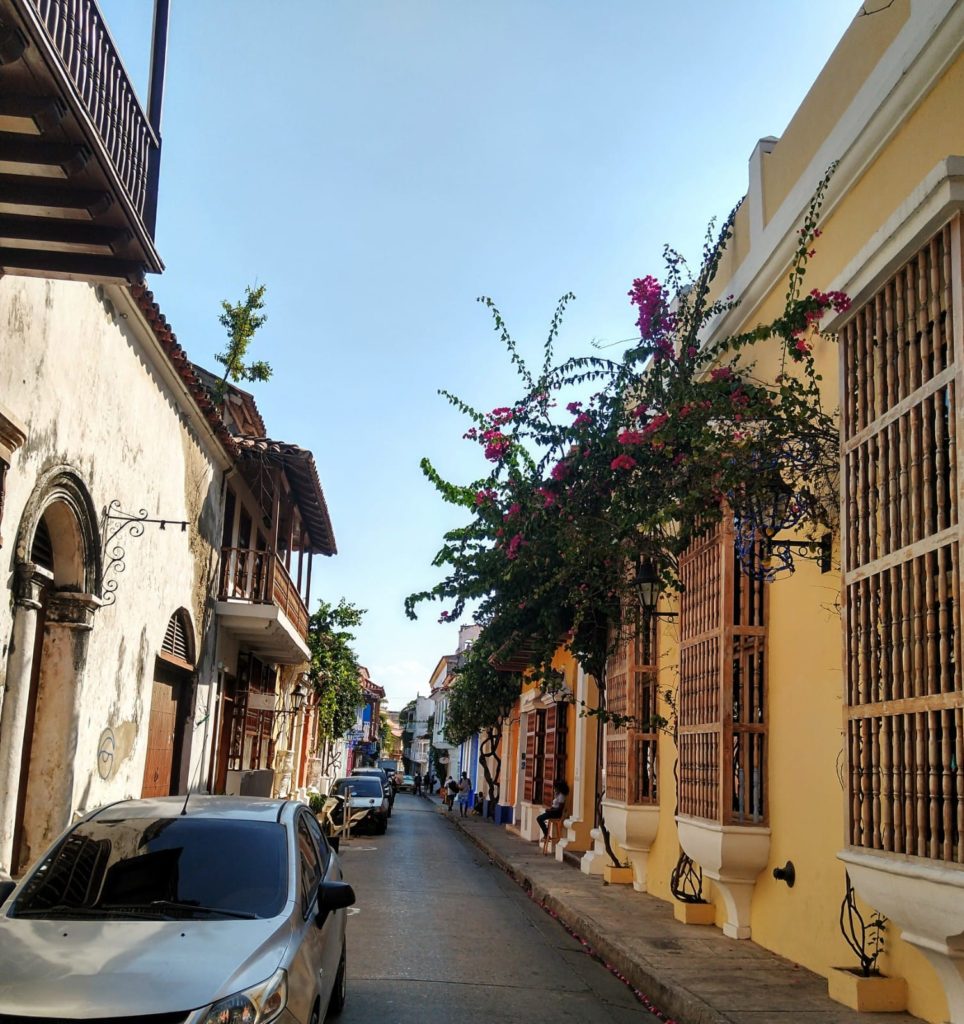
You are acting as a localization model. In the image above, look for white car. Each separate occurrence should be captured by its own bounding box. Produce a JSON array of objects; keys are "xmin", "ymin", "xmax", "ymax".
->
[{"xmin": 0, "ymin": 795, "xmax": 354, "ymax": 1023}]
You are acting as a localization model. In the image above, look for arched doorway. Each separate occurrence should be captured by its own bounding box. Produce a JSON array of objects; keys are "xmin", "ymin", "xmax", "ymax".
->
[
  {"xmin": 0, "ymin": 468, "xmax": 100, "ymax": 875},
  {"xmin": 142, "ymin": 609, "xmax": 196, "ymax": 799}
]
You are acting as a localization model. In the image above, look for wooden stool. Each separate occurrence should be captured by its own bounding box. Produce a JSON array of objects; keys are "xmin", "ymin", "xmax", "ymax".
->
[{"xmin": 541, "ymin": 816, "xmax": 563, "ymax": 855}]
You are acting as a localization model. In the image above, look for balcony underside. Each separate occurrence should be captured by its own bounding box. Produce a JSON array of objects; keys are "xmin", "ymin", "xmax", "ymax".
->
[
  {"xmin": 0, "ymin": 0, "xmax": 162, "ymax": 281},
  {"xmin": 216, "ymin": 600, "xmax": 310, "ymax": 665}
]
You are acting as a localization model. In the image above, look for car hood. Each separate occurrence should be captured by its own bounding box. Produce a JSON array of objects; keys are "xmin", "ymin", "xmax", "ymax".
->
[{"xmin": 0, "ymin": 908, "xmax": 295, "ymax": 1016}]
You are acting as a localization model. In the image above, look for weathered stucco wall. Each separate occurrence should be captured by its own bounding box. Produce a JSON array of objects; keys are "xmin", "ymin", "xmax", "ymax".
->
[{"xmin": 0, "ymin": 276, "xmax": 226, "ymax": 859}]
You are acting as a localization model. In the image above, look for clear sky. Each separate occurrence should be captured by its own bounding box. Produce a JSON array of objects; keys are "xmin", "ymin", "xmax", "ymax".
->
[{"xmin": 100, "ymin": 0, "xmax": 858, "ymax": 711}]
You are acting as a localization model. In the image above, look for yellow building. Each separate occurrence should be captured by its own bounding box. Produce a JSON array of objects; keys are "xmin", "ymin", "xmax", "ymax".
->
[{"xmin": 596, "ymin": 4, "xmax": 964, "ymax": 1022}]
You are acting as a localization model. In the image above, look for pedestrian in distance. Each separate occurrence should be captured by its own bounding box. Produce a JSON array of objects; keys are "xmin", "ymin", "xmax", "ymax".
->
[
  {"xmin": 457, "ymin": 772, "xmax": 472, "ymax": 818},
  {"xmin": 445, "ymin": 776, "xmax": 458, "ymax": 811},
  {"xmin": 537, "ymin": 778, "xmax": 570, "ymax": 837},
  {"xmin": 414, "ymin": 771, "xmax": 422, "ymax": 796}
]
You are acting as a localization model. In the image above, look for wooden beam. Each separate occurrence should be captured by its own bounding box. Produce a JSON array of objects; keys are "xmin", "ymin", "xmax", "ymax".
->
[
  {"xmin": 0, "ymin": 96, "xmax": 67, "ymax": 135},
  {"xmin": 0, "ymin": 178, "xmax": 112, "ymax": 219},
  {"xmin": 0, "ymin": 214, "xmax": 131, "ymax": 254},
  {"xmin": 0, "ymin": 247, "xmax": 144, "ymax": 283},
  {"xmin": 0, "ymin": 134, "xmax": 91, "ymax": 177}
]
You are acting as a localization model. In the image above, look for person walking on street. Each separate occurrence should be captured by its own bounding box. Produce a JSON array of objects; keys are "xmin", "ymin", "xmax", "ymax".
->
[
  {"xmin": 457, "ymin": 772, "xmax": 472, "ymax": 818},
  {"xmin": 414, "ymin": 771, "xmax": 422, "ymax": 796},
  {"xmin": 445, "ymin": 776, "xmax": 458, "ymax": 811}
]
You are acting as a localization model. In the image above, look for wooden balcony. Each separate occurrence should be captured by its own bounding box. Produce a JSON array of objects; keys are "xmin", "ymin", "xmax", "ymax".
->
[
  {"xmin": 0, "ymin": 0, "xmax": 164, "ymax": 281},
  {"xmin": 216, "ymin": 547, "xmax": 310, "ymax": 665}
]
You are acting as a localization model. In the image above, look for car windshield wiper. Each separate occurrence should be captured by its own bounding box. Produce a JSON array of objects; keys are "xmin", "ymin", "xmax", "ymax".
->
[{"xmin": 99, "ymin": 900, "xmax": 257, "ymax": 920}]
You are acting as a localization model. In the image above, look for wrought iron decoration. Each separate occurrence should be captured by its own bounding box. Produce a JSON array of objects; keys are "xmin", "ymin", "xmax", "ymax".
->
[{"xmin": 101, "ymin": 499, "xmax": 187, "ymax": 605}]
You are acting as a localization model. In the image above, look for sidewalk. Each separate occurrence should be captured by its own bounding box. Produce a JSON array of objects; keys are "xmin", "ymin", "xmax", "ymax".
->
[{"xmin": 437, "ymin": 806, "xmax": 921, "ymax": 1024}]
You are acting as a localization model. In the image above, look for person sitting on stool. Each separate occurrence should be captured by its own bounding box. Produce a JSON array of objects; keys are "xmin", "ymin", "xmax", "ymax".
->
[{"xmin": 537, "ymin": 778, "xmax": 570, "ymax": 836}]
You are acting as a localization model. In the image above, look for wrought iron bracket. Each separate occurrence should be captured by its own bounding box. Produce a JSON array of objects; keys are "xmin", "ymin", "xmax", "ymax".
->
[
  {"xmin": 100, "ymin": 499, "xmax": 188, "ymax": 605},
  {"xmin": 767, "ymin": 533, "xmax": 832, "ymax": 574}
]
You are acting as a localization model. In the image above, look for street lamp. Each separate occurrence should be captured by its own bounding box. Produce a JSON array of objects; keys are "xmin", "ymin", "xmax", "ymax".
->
[
  {"xmin": 634, "ymin": 558, "xmax": 677, "ymax": 620},
  {"xmin": 743, "ymin": 473, "xmax": 832, "ymax": 575}
]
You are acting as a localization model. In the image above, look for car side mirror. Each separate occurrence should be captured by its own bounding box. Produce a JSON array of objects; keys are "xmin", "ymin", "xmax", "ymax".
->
[
  {"xmin": 0, "ymin": 880, "xmax": 15, "ymax": 905},
  {"xmin": 316, "ymin": 880, "xmax": 355, "ymax": 926}
]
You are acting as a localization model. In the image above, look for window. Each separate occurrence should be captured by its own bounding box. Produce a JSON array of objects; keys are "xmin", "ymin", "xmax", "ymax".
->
[
  {"xmin": 606, "ymin": 611, "xmax": 659, "ymax": 804},
  {"xmin": 297, "ymin": 815, "xmax": 321, "ymax": 915},
  {"xmin": 842, "ymin": 219, "xmax": 962, "ymax": 862},
  {"xmin": 678, "ymin": 519, "xmax": 767, "ymax": 824},
  {"xmin": 14, "ymin": 817, "xmax": 288, "ymax": 919}
]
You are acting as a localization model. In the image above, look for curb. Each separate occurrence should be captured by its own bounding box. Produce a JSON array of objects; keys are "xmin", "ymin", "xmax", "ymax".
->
[{"xmin": 447, "ymin": 815, "xmax": 732, "ymax": 1024}]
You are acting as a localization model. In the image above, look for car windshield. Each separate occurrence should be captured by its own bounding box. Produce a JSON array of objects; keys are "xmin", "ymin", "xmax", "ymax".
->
[
  {"xmin": 334, "ymin": 778, "xmax": 382, "ymax": 798},
  {"xmin": 11, "ymin": 817, "xmax": 288, "ymax": 921}
]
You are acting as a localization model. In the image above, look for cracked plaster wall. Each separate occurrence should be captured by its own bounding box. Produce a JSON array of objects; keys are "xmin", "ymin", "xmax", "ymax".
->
[{"xmin": 0, "ymin": 276, "xmax": 224, "ymax": 834}]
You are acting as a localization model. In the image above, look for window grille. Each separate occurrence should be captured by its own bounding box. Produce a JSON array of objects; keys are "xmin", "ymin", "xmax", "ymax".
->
[
  {"xmin": 31, "ymin": 516, "xmax": 54, "ymax": 573},
  {"xmin": 161, "ymin": 609, "xmax": 193, "ymax": 666},
  {"xmin": 679, "ymin": 518, "xmax": 768, "ymax": 824},
  {"xmin": 842, "ymin": 218, "xmax": 963, "ymax": 862},
  {"xmin": 606, "ymin": 611, "xmax": 659, "ymax": 804}
]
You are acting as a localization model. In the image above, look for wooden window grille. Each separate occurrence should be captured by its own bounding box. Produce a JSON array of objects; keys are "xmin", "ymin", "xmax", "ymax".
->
[
  {"xmin": 606, "ymin": 611, "xmax": 659, "ymax": 804},
  {"xmin": 679, "ymin": 518, "xmax": 768, "ymax": 824},
  {"xmin": 160, "ymin": 609, "xmax": 194, "ymax": 667},
  {"xmin": 842, "ymin": 218, "xmax": 964, "ymax": 862},
  {"xmin": 30, "ymin": 516, "xmax": 54, "ymax": 573}
]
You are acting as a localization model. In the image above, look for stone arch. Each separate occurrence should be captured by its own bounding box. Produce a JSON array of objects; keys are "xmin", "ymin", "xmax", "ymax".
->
[
  {"xmin": 13, "ymin": 464, "xmax": 101, "ymax": 594},
  {"xmin": 0, "ymin": 466, "xmax": 101, "ymax": 874}
]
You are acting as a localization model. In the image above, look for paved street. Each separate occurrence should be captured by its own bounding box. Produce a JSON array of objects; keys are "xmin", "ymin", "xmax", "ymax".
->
[{"xmin": 336, "ymin": 794, "xmax": 660, "ymax": 1024}]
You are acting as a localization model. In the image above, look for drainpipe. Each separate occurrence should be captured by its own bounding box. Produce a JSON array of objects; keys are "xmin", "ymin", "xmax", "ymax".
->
[{"xmin": 143, "ymin": 0, "xmax": 170, "ymax": 236}]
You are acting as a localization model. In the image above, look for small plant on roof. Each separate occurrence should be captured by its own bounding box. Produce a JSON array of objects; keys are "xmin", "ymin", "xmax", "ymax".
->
[{"xmin": 215, "ymin": 283, "xmax": 271, "ymax": 400}]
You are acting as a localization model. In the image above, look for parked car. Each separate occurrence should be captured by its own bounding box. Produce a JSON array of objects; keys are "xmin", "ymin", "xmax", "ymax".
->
[
  {"xmin": 399, "ymin": 775, "xmax": 416, "ymax": 793},
  {"xmin": 332, "ymin": 776, "xmax": 390, "ymax": 834},
  {"xmin": 0, "ymin": 796, "xmax": 354, "ymax": 1023},
  {"xmin": 351, "ymin": 767, "xmax": 395, "ymax": 812}
]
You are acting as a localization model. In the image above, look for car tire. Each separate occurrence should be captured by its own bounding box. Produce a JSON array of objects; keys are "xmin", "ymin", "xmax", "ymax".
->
[
  {"xmin": 376, "ymin": 818, "xmax": 387, "ymax": 835},
  {"xmin": 327, "ymin": 944, "xmax": 347, "ymax": 1017}
]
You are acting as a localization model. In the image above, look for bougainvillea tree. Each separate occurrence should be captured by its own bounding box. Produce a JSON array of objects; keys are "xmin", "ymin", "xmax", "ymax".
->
[{"xmin": 407, "ymin": 168, "xmax": 846, "ymax": 863}]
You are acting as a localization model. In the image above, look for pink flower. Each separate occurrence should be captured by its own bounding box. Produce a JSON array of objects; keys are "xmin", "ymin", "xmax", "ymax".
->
[
  {"xmin": 566, "ymin": 401, "xmax": 583, "ymax": 414},
  {"xmin": 551, "ymin": 461, "xmax": 570, "ymax": 482},
  {"xmin": 710, "ymin": 367, "xmax": 733, "ymax": 382},
  {"xmin": 504, "ymin": 502, "xmax": 521, "ymax": 520},
  {"xmin": 610, "ymin": 454, "xmax": 637, "ymax": 471},
  {"xmin": 573, "ymin": 413, "xmax": 592, "ymax": 428},
  {"xmin": 617, "ymin": 429, "xmax": 645, "ymax": 445},
  {"xmin": 632, "ymin": 403, "xmax": 648, "ymax": 419},
  {"xmin": 686, "ymin": 346, "xmax": 697, "ymax": 358},
  {"xmin": 795, "ymin": 338, "xmax": 811, "ymax": 354},
  {"xmin": 489, "ymin": 406, "xmax": 513, "ymax": 425},
  {"xmin": 628, "ymin": 275, "xmax": 674, "ymax": 341},
  {"xmin": 641, "ymin": 413, "xmax": 669, "ymax": 437},
  {"xmin": 506, "ymin": 533, "xmax": 525, "ymax": 560},
  {"xmin": 537, "ymin": 487, "xmax": 556, "ymax": 508},
  {"xmin": 474, "ymin": 488, "xmax": 496, "ymax": 506}
]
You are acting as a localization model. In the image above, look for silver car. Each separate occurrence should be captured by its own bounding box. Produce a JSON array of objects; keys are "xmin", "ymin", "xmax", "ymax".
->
[{"xmin": 0, "ymin": 795, "xmax": 355, "ymax": 1023}]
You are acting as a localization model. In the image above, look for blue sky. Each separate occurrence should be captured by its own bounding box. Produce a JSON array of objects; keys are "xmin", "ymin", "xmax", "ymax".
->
[{"xmin": 101, "ymin": 1, "xmax": 857, "ymax": 711}]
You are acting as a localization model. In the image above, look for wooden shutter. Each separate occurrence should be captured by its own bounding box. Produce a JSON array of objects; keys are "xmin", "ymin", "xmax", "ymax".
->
[
  {"xmin": 842, "ymin": 219, "xmax": 963, "ymax": 862},
  {"xmin": 523, "ymin": 712, "xmax": 537, "ymax": 802}
]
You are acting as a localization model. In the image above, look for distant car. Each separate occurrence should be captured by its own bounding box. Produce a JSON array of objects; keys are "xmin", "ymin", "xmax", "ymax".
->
[
  {"xmin": 399, "ymin": 775, "xmax": 416, "ymax": 793},
  {"xmin": 333, "ymin": 776, "xmax": 390, "ymax": 834},
  {"xmin": 0, "ymin": 795, "xmax": 354, "ymax": 1023}
]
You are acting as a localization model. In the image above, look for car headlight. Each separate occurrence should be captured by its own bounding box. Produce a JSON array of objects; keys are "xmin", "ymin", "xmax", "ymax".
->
[{"xmin": 199, "ymin": 968, "xmax": 287, "ymax": 1024}]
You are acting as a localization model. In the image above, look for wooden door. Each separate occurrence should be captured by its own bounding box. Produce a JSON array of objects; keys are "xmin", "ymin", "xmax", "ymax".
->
[{"xmin": 142, "ymin": 676, "xmax": 177, "ymax": 798}]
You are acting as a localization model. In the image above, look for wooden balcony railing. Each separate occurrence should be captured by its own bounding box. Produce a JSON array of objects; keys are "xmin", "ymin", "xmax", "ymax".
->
[
  {"xmin": 23, "ymin": 0, "xmax": 158, "ymax": 221},
  {"xmin": 219, "ymin": 547, "xmax": 309, "ymax": 644}
]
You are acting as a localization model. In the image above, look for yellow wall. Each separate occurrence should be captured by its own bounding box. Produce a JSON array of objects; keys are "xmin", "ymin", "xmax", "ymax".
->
[{"xmin": 638, "ymin": 25, "xmax": 964, "ymax": 1024}]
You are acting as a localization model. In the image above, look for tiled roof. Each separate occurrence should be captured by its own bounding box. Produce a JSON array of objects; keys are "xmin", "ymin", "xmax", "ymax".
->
[
  {"xmin": 129, "ymin": 282, "xmax": 239, "ymax": 458},
  {"xmin": 235, "ymin": 436, "xmax": 337, "ymax": 556}
]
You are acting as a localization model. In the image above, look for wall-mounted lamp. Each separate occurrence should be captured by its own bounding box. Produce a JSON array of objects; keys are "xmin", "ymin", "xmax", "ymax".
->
[{"xmin": 634, "ymin": 559, "xmax": 678, "ymax": 620}]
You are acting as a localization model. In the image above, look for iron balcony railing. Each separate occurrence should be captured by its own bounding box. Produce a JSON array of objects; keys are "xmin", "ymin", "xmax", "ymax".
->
[
  {"xmin": 20, "ymin": 0, "xmax": 159, "ymax": 224},
  {"xmin": 219, "ymin": 547, "xmax": 310, "ymax": 644}
]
